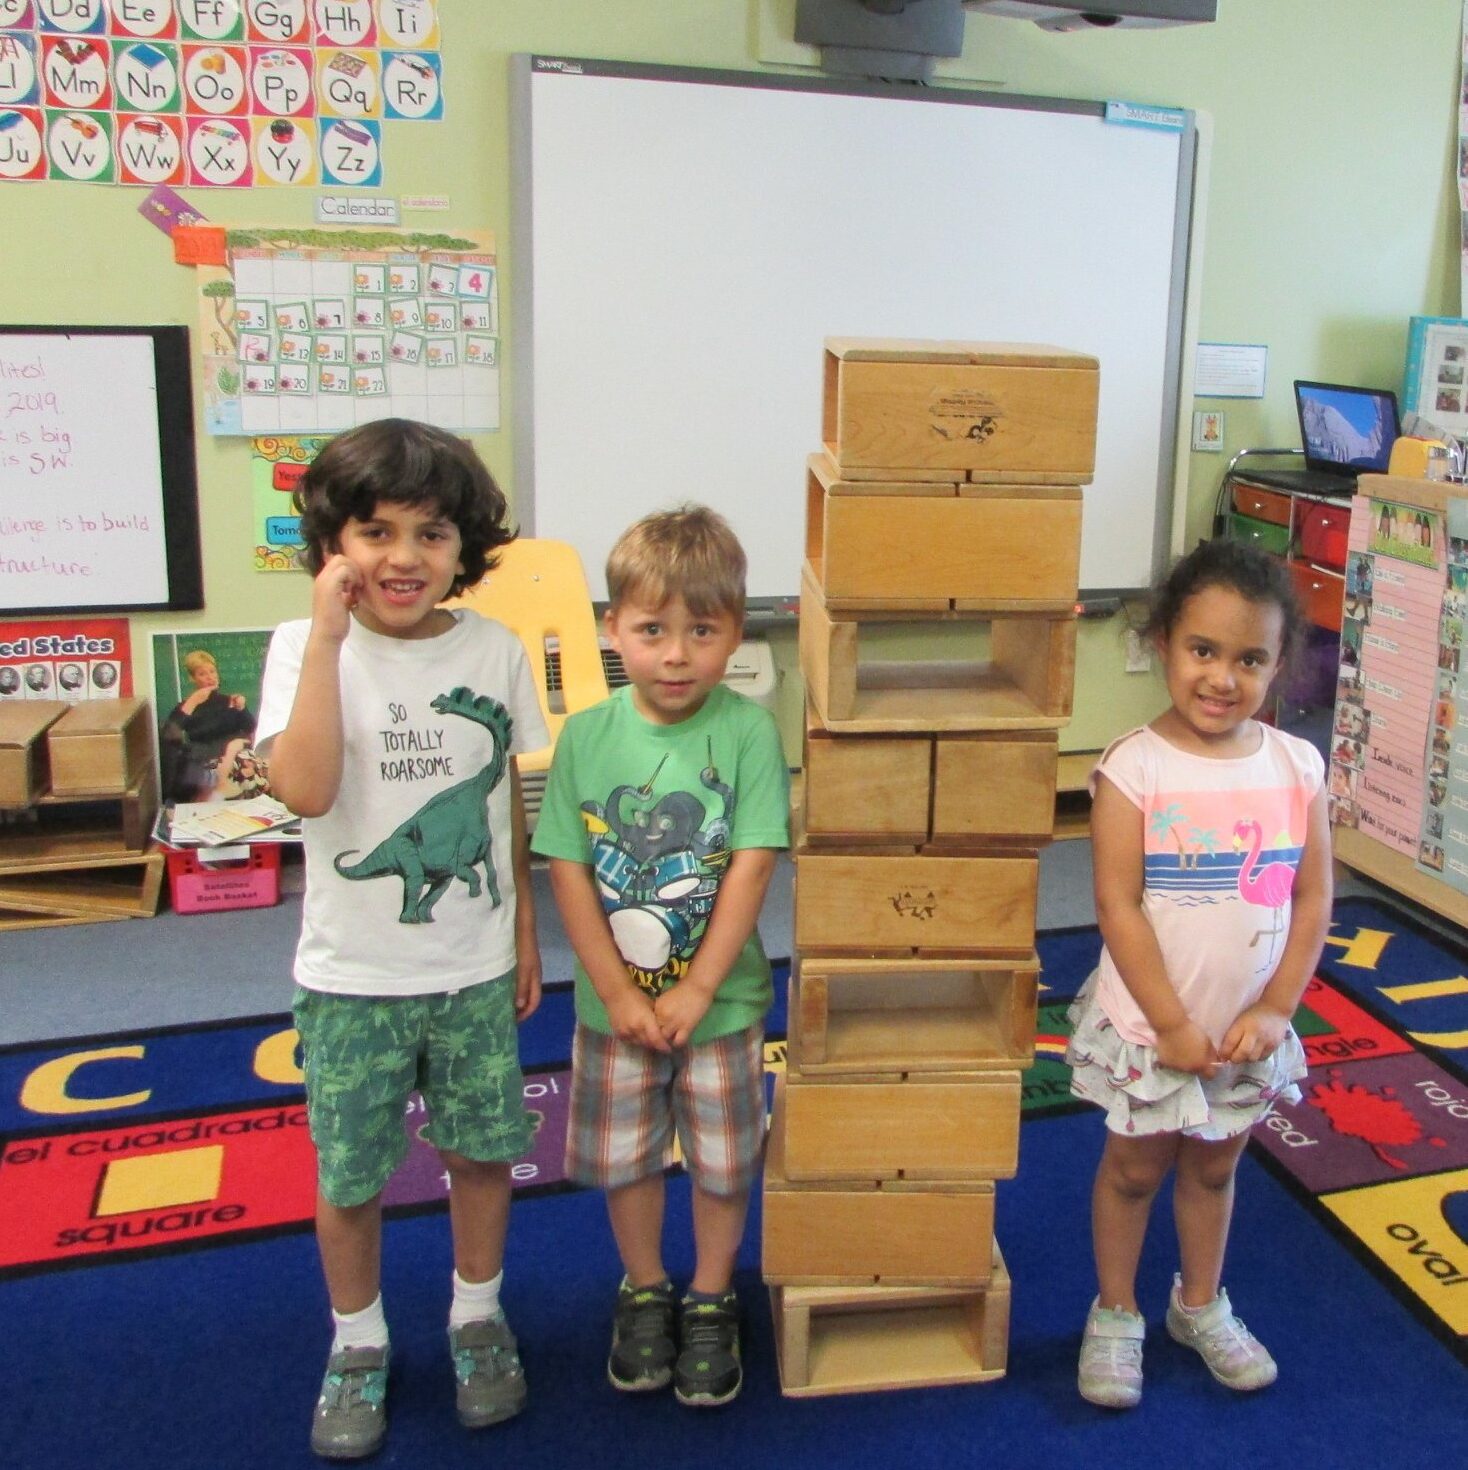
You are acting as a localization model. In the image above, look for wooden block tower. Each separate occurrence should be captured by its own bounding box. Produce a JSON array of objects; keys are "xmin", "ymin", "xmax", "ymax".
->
[{"xmin": 764, "ymin": 338, "xmax": 1097, "ymax": 1398}]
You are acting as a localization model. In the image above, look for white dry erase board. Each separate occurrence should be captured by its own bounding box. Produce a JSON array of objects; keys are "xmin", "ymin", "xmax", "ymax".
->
[
  {"xmin": 0, "ymin": 326, "xmax": 202, "ymax": 616},
  {"xmin": 511, "ymin": 56, "xmax": 1198, "ymax": 602}
]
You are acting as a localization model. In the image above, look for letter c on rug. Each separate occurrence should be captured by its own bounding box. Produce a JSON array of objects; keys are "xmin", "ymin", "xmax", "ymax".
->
[{"xmin": 19, "ymin": 1046, "xmax": 152, "ymax": 1115}]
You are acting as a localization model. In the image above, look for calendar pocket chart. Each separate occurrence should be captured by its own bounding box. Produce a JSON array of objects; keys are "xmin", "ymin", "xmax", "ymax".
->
[
  {"xmin": 0, "ymin": 0, "xmax": 445, "ymax": 186},
  {"xmin": 199, "ymin": 226, "xmax": 501, "ymax": 435}
]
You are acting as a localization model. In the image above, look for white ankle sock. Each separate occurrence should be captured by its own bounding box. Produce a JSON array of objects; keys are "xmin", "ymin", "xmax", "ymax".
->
[
  {"xmin": 449, "ymin": 1269, "xmax": 503, "ymax": 1329},
  {"xmin": 331, "ymin": 1295, "xmax": 389, "ymax": 1353}
]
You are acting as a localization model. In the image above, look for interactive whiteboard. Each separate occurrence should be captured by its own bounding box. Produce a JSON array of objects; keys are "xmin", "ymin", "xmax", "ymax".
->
[
  {"xmin": 0, "ymin": 326, "xmax": 202, "ymax": 616},
  {"xmin": 511, "ymin": 56, "xmax": 1198, "ymax": 602}
]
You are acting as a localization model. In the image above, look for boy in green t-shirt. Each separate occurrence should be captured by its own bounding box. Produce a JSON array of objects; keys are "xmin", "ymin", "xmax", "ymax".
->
[{"xmin": 532, "ymin": 505, "xmax": 789, "ymax": 1408}]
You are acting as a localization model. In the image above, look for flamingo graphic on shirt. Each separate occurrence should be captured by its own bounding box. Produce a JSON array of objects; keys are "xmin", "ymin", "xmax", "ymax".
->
[{"xmin": 1233, "ymin": 817, "xmax": 1295, "ymax": 958}]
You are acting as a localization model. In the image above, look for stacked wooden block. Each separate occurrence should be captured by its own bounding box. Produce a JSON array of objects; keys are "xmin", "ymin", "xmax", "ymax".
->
[
  {"xmin": 765, "ymin": 339, "xmax": 1097, "ymax": 1397},
  {"xmin": 0, "ymin": 697, "xmax": 164, "ymax": 929}
]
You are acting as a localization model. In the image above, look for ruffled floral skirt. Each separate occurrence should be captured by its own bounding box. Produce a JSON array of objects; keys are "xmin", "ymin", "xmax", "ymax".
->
[{"xmin": 1065, "ymin": 971, "xmax": 1307, "ymax": 1141}]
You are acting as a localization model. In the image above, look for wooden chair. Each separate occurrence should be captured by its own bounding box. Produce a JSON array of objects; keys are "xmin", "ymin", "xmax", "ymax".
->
[{"xmin": 450, "ymin": 537, "xmax": 610, "ymax": 774}]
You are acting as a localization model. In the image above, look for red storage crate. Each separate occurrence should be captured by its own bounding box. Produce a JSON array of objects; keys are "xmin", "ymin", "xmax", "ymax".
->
[
  {"xmin": 166, "ymin": 843, "xmax": 281, "ymax": 913},
  {"xmin": 1297, "ymin": 500, "xmax": 1350, "ymax": 570}
]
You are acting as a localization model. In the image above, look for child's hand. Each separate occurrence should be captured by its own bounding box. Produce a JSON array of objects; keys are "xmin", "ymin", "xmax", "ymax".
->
[
  {"xmin": 311, "ymin": 554, "xmax": 362, "ymax": 643},
  {"xmin": 653, "ymin": 981, "xmax": 714, "ymax": 1050},
  {"xmin": 1220, "ymin": 1002, "xmax": 1290, "ymax": 1064},
  {"xmin": 1154, "ymin": 1017, "xmax": 1220, "ymax": 1077},
  {"xmin": 514, "ymin": 948, "xmax": 542, "ymax": 1022},
  {"xmin": 605, "ymin": 986, "xmax": 671, "ymax": 1053}
]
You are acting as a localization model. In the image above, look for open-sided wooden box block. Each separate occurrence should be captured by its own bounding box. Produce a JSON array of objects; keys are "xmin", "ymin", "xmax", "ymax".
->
[
  {"xmin": 803, "ymin": 703, "xmax": 1058, "ymax": 846},
  {"xmin": 770, "ymin": 1248, "xmax": 1011, "ymax": 1396},
  {"xmin": 0, "ymin": 701, "xmax": 67, "ymax": 807},
  {"xmin": 822, "ymin": 337, "xmax": 1098, "ymax": 479},
  {"xmin": 46, "ymin": 697, "xmax": 151, "ymax": 796},
  {"xmin": 779, "ymin": 1069, "xmax": 1021, "ymax": 1182},
  {"xmin": 763, "ymin": 1080, "xmax": 995, "ymax": 1287},
  {"xmin": 806, "ymin": 452, "xmax": 1081, "ymax": 612},
  {"xmin": 789, "ymin": 955, "xmax": 1038, "ymax": 1074},
  {"xmin": 795, "ymin": 844, "xmax": 1037, "ymax": 959},
  {"xmin": 800, "ymin": 561, "xmax": 1075, "ymax": 733}
]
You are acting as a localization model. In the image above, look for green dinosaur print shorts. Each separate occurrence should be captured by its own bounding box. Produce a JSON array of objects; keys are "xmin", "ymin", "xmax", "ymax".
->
[{"xmin": 293, "ymin": 973, "xmax": 534, "ymax": 1208}]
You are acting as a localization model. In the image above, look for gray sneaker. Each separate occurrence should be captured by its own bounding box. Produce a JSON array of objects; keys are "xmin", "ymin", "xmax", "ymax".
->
[
  {"xmin": 310, "ymin": 1345, "xmax": 389, "ymax": 1460},
  {"xmin": 451, "ymin": 1315, "xmax": 528, "ymax": 1428},
  {"xmin": 608, "ymin": 1279, "xmax": 677, "ymax": 1392},
  {"xmin": 1166, "ymin": 1276, "xmax": 1277, "ymax": 1390},
  {"xmin": 1077, "ymin": 1298, "xmax": 1145, "ymax": 1409}
]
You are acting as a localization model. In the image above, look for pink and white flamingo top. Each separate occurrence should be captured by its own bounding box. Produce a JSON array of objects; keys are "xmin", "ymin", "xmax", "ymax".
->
[{"xmin": 1089, "ymin": 723, "xmax": 1324, "ymax": 1048}]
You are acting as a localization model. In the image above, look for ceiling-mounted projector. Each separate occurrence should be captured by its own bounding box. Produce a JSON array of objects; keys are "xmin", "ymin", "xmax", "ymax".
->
[{"xmin": 963, "ymin": 1, "xmax": 1217, "ymax": 29}]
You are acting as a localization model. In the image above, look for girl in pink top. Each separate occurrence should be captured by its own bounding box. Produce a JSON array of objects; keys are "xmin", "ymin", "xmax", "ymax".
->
[{"xmin": 1068, "ymin": 540, "xmax": 1332, "ymax": 1411}]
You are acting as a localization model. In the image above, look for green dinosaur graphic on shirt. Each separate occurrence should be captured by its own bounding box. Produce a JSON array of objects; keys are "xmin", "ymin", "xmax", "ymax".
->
[{"xmin": 333, "ymin": 686, "xmax": 513, "ymax": 924}]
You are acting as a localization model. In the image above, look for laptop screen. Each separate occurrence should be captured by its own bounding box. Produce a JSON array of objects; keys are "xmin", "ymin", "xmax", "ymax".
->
[{"xmin": 1294, "ymin": 380, "xmax": 1400, "ymax": 476}]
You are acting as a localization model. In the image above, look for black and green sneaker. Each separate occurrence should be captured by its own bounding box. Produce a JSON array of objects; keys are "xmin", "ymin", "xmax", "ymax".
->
[
  {"xmin": 607, "ymin": 1278, "xmax": 677, "ymax": 1392},
  {"xmin": 674, "ymin": 1291, "xmax": 742, "ymax": 1408}
]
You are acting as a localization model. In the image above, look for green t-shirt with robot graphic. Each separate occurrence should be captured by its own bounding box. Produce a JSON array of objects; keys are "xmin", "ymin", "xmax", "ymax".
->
[{"xmin": 532, "ymin": 684, "xmax": 790, "ymax": 1046}]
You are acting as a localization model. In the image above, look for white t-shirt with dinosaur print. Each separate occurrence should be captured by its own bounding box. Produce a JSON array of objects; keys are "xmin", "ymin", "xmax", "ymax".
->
[{"xmin": 256, "ymin": 609, "xmax": 549, "ymax": 997}]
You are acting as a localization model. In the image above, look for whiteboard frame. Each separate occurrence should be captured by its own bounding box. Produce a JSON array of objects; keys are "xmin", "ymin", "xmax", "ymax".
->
[
  {"xmin": 510, "ymin": 55, "xmax": 1199, "ymax": 606},
  {"xmin": 0, "ymin": 324, "xmax": 203, "ymax": 617}
]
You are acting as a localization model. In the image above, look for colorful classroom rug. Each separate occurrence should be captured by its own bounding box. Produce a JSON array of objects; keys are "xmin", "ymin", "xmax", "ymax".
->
[{"xmin": 2, "ymin": 897, "xmax": 1465, "ymax": 1469}]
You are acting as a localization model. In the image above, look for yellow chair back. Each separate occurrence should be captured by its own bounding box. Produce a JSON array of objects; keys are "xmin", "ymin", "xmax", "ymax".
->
[{"xmin": 452, "ymin": 538, "xmax": 609, "ymax": 773}]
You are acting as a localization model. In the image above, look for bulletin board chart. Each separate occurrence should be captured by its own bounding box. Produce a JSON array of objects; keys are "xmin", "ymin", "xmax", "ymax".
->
[
  {"xmin": 198, "ymin": 226, "xmax": 499, "ymax": 435},
  {"xmin": 1330, "ymin": 497, "xmax": 1445, "ymax": 859},
  {"xmin": 0, "ymin": 0, "xmax": 444, "ymax": 189}
]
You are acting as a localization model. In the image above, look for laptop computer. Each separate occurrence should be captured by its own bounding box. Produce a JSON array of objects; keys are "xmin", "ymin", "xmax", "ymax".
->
[{"xmin": 1235, "ymin": 380, "xmax": 1400, "ymax": 497}]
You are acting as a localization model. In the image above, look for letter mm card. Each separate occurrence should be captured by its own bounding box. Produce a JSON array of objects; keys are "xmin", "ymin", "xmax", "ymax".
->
[{"xmin": 40, "ymin": 33, "xmax": 112, "ymax": 110}]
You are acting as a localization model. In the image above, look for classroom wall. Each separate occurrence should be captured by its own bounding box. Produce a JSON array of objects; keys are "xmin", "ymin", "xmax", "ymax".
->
[{"xmin": 2, "ymin": 0, "xmax": 1461, "ymax": 760}]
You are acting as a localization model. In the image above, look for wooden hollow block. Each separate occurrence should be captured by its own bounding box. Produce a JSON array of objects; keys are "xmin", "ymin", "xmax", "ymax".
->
[
  {"xmin": 0, "ymin": 701, "xmax": 68, "ymax": 807},
  {"xmin": 806, "ymin": 452, "xmax": 1082, "ymax": 609},
  {"xmin": 795, "ymin": 847, "xmax": 1037, "ymax": 958},
  {"xmin": 763, "ymin": 1084, "xmax": 995, "ymax": 1286},
  {"xmin": 46, "ymin": 698, "xmax": 151, "ymax": 796},
  {"xmin": 802, "ymin": 704, "xmax": 1059, "ymax": 845},
  {"xmin": 771, "ymin": 1247, "xmax": 1011, "ymax": 1396},
  {"xmin": 0, "ymin": 847, "xmax": 165, "ymax": 929},
  {"xmin": 790, "ymin": 956, "xmax": 1037, "ymax": 1074},
  {"xmin": 800, "ymin": 561, "xmax": 1076, "ymax": 732},
  {"xmin": 780, "ymin": 1070, "xmax": 1022, "ymax": 1181},
  {"xmin": 822, "ymin": 337, "xmax": 1098, "ymax": 478}
]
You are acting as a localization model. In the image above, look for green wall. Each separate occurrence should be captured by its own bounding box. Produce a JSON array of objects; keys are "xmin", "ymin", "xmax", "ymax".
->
[{"xmin": 3, "ymin": 0, "xmax": 1461, "ymax": 759}]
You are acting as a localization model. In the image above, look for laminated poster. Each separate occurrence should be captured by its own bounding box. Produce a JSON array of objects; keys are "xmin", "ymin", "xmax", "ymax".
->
[
  {"xmin": 199, "ymin": 226, "xmax": 499, "ymax": 435},
  {"xmin": 1329, "ymin": 498, "xmax": 1445, "ymax": 859},
  {"xmin": 0, "ymin": 0, "xmax": 444, "ymax": 188}
]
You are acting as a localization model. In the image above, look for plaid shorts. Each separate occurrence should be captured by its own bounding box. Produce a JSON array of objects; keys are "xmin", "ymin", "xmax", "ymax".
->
[
  {"xmin": 293, "ymin": 973, "xmax": 534, "ymax": 1208},
  {"xmin": 565, "ymin": 1021, "xmax": 766, "ymax": 1197}
]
